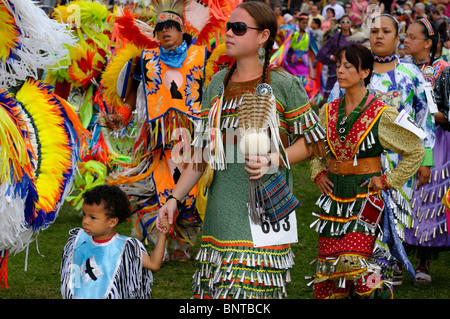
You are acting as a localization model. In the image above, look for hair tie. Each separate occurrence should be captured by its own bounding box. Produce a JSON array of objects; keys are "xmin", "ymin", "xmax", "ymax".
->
[{"xmin": 419, "ymin": 18, "xmax": 434, "ymax": 36}]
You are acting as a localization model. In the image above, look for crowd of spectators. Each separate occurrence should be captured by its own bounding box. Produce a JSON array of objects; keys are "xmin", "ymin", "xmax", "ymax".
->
[{"xmin": 263, "ymin": 0, "xmax": 449, "ymax": 55}]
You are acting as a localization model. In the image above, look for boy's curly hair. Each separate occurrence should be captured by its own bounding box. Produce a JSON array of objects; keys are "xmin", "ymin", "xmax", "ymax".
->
[{"xmin": 82, "ymin": 185, "xmax": 131, "ymax": 224}]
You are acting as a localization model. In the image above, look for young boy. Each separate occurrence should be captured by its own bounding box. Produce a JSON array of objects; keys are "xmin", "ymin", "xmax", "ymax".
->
[{"xmin": 60, "ymin": 185, "xmax": 169, "ymax": 299}]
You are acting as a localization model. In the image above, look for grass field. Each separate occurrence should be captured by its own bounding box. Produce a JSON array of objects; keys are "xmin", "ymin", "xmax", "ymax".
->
[{"xmin": 1, "ymin": 161, "xmax": 449, "ymax": 299}]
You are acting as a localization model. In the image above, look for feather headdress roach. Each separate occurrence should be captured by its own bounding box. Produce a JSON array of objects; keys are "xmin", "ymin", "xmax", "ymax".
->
[
  {"xmin": 110, "ymin": 8, "xmax": 159, "ymax": 50},
  {"xmin": 184, "ymin": 0, "xmax": 239, "ymax": 50},
  {"xmin": 148, "ymin": 0, "xmax": 189, "ymax": 23}
]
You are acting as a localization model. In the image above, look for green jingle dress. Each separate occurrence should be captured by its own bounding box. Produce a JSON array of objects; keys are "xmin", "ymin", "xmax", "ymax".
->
[
  {"xmin": 310, "ymin": 93, "xmax": 425, "ymax": 299},
  {"xmin": 191, "ymin": 68, "xmax": 324, "ymax": 299}
]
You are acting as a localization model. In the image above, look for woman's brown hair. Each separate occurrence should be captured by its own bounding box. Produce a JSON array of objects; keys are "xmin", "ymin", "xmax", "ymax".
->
[{"xmin": 223, "ymin": 2, "xmax": 279, "ymax": 88}]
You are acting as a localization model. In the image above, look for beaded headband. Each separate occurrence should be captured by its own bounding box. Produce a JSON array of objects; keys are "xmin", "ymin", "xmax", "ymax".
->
[
  {"xmin": 156, "ymin": 11, "xmax": 183, "ymax": 25},
  {"xmin": 419, "ymin": 18, "xmax": 434, "ymax": 36}
]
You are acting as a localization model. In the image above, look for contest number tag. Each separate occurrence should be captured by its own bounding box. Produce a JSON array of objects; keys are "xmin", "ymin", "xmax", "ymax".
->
[
  {"xmin": 394, "ymin": 109, "xmax": 427, "ymax": 140},
  {"xmin": 249, "ymin": 212, "xmax": 298, "ymax": 248},
  {"xmin": 423, "ymin": 82, "xmax": 438, "ymax": 114}
]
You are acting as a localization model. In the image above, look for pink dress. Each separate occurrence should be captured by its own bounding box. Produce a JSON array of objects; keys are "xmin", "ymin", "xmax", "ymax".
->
[{"xmin": 351, "ymin": 1, "xmax": 368, "ymax": 25}]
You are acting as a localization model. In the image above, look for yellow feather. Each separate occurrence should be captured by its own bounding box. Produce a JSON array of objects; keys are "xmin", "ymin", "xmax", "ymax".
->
[
  {"xmin": 16, "ymin": 81, "xmax": 72, "ymax": 212},
  {"xmin": 101, "ymin": 43, "xmax": 143, "ymax": 109},
  {"xmin": 0, "ymin": 3, "xmax": 20, "ymax": 61},
  {"xmin": 51, "ymin": 4, "xmax": 71, "ymax": 24},
  {"xmin": 0, "ymin": 100, "xmax": 30, "ymax": 184}
]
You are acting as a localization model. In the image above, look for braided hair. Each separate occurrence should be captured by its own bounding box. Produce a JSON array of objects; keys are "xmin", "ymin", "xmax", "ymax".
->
[
  {"xmin": 223, "ymin": 2, "xmax": 279, "ymax": 90},
  {"xmin": 437, "ymin": 20, "xmax": 449, "ymax": 59}
]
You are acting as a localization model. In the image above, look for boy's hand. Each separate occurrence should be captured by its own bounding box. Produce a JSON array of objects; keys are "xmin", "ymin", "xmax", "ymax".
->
[{"xmin": 158, "ymin": 215, "xmax": 170, "ymax": 236}]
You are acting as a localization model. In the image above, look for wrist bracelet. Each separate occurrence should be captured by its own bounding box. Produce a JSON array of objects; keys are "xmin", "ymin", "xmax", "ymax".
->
[
  {"xmin": 116, "ymin": 104, "xmax": 132, "ymax": 124},
  {"xmin": 380, "ymin": 174, "xmax": 390, "ymax": 190},
  {"xmin": 166, "ymin": 195, "xmax": 181, "ymax": 207},
  {"xmin": 123, "ymin": 103, "xmax": 133, "ymax": 111},
  {"xmin": 314, "ymin": 170, "xmax": 329, "ymax": 184}
]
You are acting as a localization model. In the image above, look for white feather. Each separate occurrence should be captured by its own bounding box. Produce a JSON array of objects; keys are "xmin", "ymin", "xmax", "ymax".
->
[{"xmin": 0, "ymin": 0, "xmax": 75, "ymax": 89}]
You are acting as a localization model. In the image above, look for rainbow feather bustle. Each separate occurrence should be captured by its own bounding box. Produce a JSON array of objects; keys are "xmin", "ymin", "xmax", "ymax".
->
[
  {"xmin": 0, "ymin": 79, "xmax": 86, "ymax": 288},
  {"xmin": 16, "ymin": 80, "xmax": 81, "ymax": 230}
]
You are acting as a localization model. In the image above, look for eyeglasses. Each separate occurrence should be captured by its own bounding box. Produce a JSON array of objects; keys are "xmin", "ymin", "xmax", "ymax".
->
[{"xmin": 226, "ymin": 22, "xmax": 262, "ymax": 36}]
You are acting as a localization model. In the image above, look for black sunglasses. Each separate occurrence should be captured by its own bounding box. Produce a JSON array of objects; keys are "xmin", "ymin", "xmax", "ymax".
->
[{"xmin": 226, "ymin": 22, "xmax": 262, "ymax": 36}]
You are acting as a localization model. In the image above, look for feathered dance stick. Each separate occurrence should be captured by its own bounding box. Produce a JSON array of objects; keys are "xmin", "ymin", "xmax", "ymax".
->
[{"xmin": 238, "ymin": 84, "xmax": 289, "ymax": 224}]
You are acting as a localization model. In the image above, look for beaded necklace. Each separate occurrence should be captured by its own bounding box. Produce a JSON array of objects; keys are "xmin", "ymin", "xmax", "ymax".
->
[
  {"xmin": 415, "ymin": 58, "xmax": 431, "ymax": 71},
  {"xmin": 337, "ymin": 90, "xmax": 370, "ymax": 142},
  {"xmin": 373, "ymin": 53, "xmax": 397, "ymax": 64}
]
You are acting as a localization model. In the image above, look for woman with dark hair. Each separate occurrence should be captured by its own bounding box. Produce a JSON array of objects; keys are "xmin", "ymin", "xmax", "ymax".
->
[
  {"xmin": 311, "ymin": 43, "xmax": 425, "ymax": 299},
  {"xmin": 157, "ymin": 1, "xmax": 325, "ymax": 299},
  {"xmin": 316, "ymin": 15, "xmax": 354, "ymax": 101},
  {"xmin": 403, "ymin": 18, "xmax": 450, "ymax": 285},
  {"xmin": 328, "ymin": 17, "xmax": 435, "ymax": 284},
  {"xmin": 321, "ymin": 7, "xmax": 336, "ymax": 33},
  {"xmin": 366, "ymin": 14, "xmax": 435, "ymax": 286},
  {"xmin": 328, "ymin": 14, "xmax": 435, "ymax": 285},
  {"xmin": 367, "ymin": 15, "xmax": 434, "ymax": 191}
]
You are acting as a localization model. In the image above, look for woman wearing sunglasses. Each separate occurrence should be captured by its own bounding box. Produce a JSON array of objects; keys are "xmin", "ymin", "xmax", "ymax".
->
[
  {"xmin": 403, "ymin": 19, "xmax": 450, "ymax": 285},
  {"xmin": 157, "ymin": 1, "xmax": 325, "ymax": 299},
  {"xmin": 316, "ymin": 15, "xmax": 354, "ymax": 101}
]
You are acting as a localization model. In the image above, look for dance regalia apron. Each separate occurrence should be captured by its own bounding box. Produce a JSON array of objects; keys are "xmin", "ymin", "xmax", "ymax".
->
[
  {"xmin": 140, "ymin": 42, "xmax": 206, "ymax": 203},
  {"xmin": 61, "ymin": 228, "xmax": 153, "ymax": 299}
]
